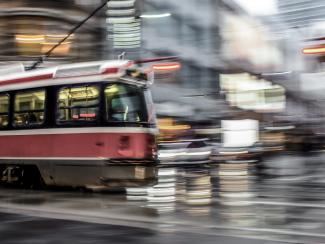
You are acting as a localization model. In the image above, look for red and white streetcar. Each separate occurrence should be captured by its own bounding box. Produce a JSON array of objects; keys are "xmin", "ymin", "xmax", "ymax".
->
[{"xmin": 0, "ymin": 60, "xmax": 158, "ymax": 188}]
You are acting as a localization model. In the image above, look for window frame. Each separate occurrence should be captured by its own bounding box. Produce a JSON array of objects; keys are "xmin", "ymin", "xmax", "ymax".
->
[
  {"xmin": 0, "ymin": 93, "xmax": 10, "ymax": 129},
  {"xmin": 103, "ymin": 82, "xmax": 149, "ymax": 126},
  {"xmin": 55, "ymin": 83, "xmax": 101, "ymax": 126},
  {"xmin": 12, "ymin": 88, "xmax": 47, "ymax": 128}
]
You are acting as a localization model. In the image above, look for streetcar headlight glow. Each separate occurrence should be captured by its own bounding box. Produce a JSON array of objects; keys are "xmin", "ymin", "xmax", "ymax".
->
[{"xmin": 135, "ymin": 166, "xmax": 146, "ymax": 179}]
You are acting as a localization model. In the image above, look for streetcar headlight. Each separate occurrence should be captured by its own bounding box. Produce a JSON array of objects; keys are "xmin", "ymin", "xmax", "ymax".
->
[{"xmin": 135, "ymin": 166, "xmax": 146, "ymax": 179}]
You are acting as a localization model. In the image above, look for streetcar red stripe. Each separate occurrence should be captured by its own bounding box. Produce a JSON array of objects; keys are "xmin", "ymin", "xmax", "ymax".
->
[
  {"xmin": 0, "ymin": 67, "xmax": 120, "ymax": 87},
  {"xmin": 102, "ymin": 67, "xmax": 120, "ymax": 74},
  {"xmin": 0, "ymin": 73, "xmax": 53, "ymax": 86},
  {"xmin": 0, "ymin": 132, "xmax": 153, "ymax": 159}
]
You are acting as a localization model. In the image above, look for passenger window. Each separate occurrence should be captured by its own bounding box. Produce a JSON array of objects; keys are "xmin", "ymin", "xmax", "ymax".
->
[
  {"xmin": 105, "ymin": 84, "xmax": 146, "ymax": 123},
  {"xmin": 57, "ymin": 85, "xmax": 99, "ymax": 123},
  {"xmin": 0, "ymin": 94, "xmax": 9, "ymax": 128},
  {"xmin": 13, "ymin": 89, "xmax": 46, "ymax": 127}
]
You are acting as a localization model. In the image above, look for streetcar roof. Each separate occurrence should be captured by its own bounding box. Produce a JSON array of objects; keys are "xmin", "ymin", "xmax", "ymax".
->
[{"xmin": 0, "ymin": 60, "xmax": 150, "ymax": 92}]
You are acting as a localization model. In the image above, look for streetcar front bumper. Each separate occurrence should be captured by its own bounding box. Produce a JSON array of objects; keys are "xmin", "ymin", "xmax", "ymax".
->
[{"xmin": 101, "ymin": 159, "xmax": 158, "ymax": 187}]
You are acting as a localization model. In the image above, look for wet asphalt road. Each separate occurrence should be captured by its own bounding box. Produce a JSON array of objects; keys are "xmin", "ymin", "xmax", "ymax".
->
[
  {"xmin": 1, "ymin": 153, "xmax": 325, "ymax": 243},
  {"xmin": 0, "ymin": 212, "xmax": 284, "ymax": 244}
]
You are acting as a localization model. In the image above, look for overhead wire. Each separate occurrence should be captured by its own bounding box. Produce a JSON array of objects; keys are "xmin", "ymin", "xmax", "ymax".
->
[{"xmin": 27, "ymin": 0, "xmax": 111, "ymax": 70}]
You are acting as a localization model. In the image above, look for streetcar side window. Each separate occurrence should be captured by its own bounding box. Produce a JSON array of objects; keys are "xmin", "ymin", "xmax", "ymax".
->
[
  {"xmin": 0, "ymin": 94, "xmax": 9, "ymax": 128},
  {"xmin": 57, "ymin": 85, "xmax": 99, "ymax": 123},
  {"xmin": 13, "ymin": 89, "xmax": 46, "ymax": 127},
  {"xmin": 104, "ymin": 84, "xmax": 146, "ymax": 123}
]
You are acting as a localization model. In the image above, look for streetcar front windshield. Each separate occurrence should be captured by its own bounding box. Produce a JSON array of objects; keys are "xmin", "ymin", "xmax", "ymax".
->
[{"xmin": 105, "ymin": 84, "xmax": 147, "ymax": 123}]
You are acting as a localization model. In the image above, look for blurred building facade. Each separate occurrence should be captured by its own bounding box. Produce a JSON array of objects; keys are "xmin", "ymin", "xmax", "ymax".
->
[
  {"xmin": 105, "ymin": 0, "xmax": 288, "ymax": 122},
  {"xmin": 138, "ymin": 0, "xmax": 284, "ymax": 90},
  {"xmin": 0, "ymin": 0, "xmax": 107, "ymax": 68},
  {"xmin": 0, "ymin": 0, "xmax": 284, "ymax": 88},
  {"xmin": 137, "ymin": 0, "xmax": 222, "ymax": 90},
  {"xmin": 0, "ymin": 0, "xmax": 289, "ymax": 123}
]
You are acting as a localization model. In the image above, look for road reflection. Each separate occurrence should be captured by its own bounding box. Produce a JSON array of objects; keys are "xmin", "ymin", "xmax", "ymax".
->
[
  {"xmin": 1, "ymin": 154, "xmax": 325, "ymax": 242},
  {"xmin": 125, "ymin": 153, "xmax": 325, "ymax": 242}
]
